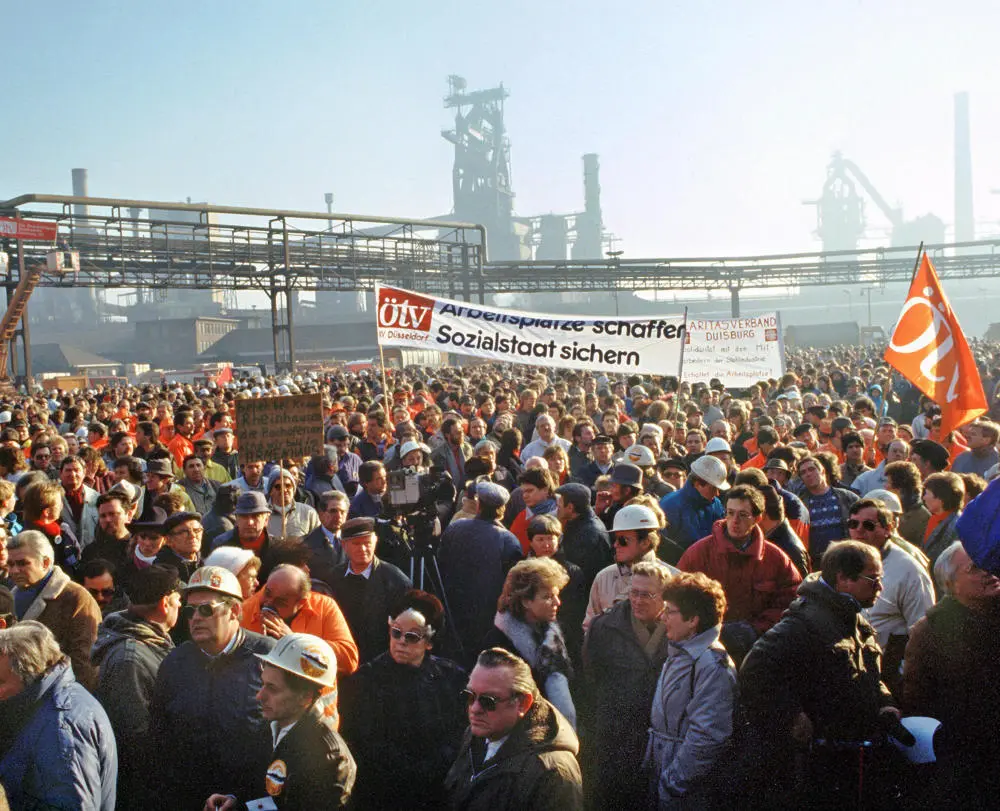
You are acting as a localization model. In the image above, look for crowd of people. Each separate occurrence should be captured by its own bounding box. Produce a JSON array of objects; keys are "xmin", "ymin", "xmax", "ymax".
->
[{"xmin": 3, "ymin": 341, "xmax": 1000, "ymax": 809}]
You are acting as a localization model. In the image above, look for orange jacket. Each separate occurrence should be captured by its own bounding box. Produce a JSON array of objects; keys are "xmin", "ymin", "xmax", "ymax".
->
[
  {"xmin": 167, "ymin": 434, "xmax": 194, "ymax": 470},
  {"xmin": 242, "ymin": 590, "xmax": 360, "ymax": 675}
]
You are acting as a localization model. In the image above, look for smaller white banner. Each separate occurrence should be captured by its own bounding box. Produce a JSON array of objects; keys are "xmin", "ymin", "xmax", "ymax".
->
[{"xmin": 683, "ymin": 313, "xmax": 784, "ymax": 386}]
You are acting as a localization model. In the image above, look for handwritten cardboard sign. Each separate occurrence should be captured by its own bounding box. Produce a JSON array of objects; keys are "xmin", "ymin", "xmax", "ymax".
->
[{"xmin": 235, "ymin": 393, "xmax": 324, "ymax": 463}]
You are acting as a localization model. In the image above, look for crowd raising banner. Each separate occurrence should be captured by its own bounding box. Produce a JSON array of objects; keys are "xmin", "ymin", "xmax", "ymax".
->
[
  {"xmin": 683, "ymin": 313, "xmax": 785, "ymax": 387},
  {"xmin": 375, "ymin": 283, "xmax": 687, "ymax": 376}
]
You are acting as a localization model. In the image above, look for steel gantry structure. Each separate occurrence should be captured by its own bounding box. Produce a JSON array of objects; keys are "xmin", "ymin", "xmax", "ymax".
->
[{"xmin": 4, "ymin": 193, "xmax": 1000, "ymax": 369}]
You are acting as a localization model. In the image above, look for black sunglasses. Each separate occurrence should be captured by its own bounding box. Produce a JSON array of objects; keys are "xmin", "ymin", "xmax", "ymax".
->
[
  {"xmin": 461, "ymin": 689, "xmax": 519, "ymax": 713},
  {"xmin": 614, "ymin": 536, "xmax": 633, "ymax": 547},
  {"xmin": 181, "ymin": 600, "xmax": 226, "ymax": 620},
  {"xmin": 847, "ymin": 518, "xmax": 878, "ymax": 532},
  {"xmin": 389, "ymin": 626, "xmax": 426, "ymax": 644}
]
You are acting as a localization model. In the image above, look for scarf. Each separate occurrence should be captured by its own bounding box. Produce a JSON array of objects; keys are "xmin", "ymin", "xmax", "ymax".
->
[
  {"xmin": 924, "ymin": 510, "xmax": 952, "ymax": 544},
  {"xmin": 493, "ymin": 610, "xmax": 576, "ymax": 728},
  {"xmin": 64, "ymin": 487, "xmax": 85, "ymax": 526}
]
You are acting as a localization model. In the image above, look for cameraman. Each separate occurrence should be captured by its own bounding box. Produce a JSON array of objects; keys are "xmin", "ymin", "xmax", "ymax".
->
[{"xmin": 349, "ymin": 462, "xmax": 387, "ymax": 520}]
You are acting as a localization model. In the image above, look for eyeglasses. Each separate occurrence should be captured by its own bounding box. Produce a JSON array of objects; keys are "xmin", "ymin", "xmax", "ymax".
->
[
  {"xmin": 181, "ymin": 600, "xmax": 226, "ymax": 620},
  {"xmin": 858, "ymin": 573, "xmax": 883, "ymax": 586},
  {"xmin": 847, "ymin": 518, "xmax": 878, "ymax": 532},
  {"xmin": 614, "ymin": 537, "xmax": 634, "ymax": 547},
  {"xmin": 389, "ymin": 626, "xmax": 426, "ymax": 644},
  {"xmin": 725, "ymin": 510, "xmax": 752, "ymax": 521},
  {"xmin": 962, "ymin": 561, "xmax": 998, "ymax": 580},
  {"xmin": 87, "ymin": 588, "xmax": 116, "ymax": 598},
  {"xmin": 461, "ymin": 689, "xmax": 520, "ymax": 713},
  {"xmin": 629, "ymin": 589, "xmax": 658, "ymax": 601},
  {"xmin": 170, "ymin": 527, "xmax": 204, "ymax": 538}
]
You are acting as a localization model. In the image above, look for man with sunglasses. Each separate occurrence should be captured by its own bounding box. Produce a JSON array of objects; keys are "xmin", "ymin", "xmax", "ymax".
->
[
  {"xmin": 92, "ymin": 564, "xmax": 180, "ymax": 810},
  {"xmin": 847, "ymin": 498, "xmax": 934, "ymax": 695},
  {"xmin": 445, "ymin": 647, "xmax": 583, "ymax": 810},
  {"xmin": 149, "ymin": 565, "xmax": 276, "ymax": 811},
  {"xmin": 740, "ymin": 541, "xmax": 900, "ymax": 808}
]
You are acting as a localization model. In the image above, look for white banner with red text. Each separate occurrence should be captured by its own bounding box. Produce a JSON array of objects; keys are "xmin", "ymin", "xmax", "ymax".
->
[
  {"xmin": 374, "ymin": 283, "xmax": 686, "ymax": 376},
  {"xmin": 683, "ymin": 312, "xmax": 785, "ymax": 386}
]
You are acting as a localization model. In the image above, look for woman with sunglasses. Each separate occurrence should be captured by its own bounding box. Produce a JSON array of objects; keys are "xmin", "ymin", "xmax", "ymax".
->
[
  {"xmin": 480, "ymin": 556, "xmax": 576, "ymax": 729},
  {"xmin": 339, "ymin": 589, "xmax": 467, "ymax": 810}
]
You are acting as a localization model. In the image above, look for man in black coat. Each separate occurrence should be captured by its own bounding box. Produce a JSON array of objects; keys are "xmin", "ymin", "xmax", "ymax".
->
[
  {"xmin": 740, "ymin": 541, "xmax": 900, "ymax": 808},
  {"xmin": 555, "ymin": 483, "xmax": 612, "ymax": 590},
  {"xmin": 91, "ymin": 565, "xmax": 179, "ymax": 810},
  {"xmin": 328, "ymin": 517, "xmax": 411, "ymax": 663},
  {"xmin": 149, "ymin": 565, "xmax": 275, "ymax": 810},
  {"xmin": 444, "ymin": 647, "xmax": 583, "ymax": 810},
  {"xmin": 205, "ymin": 633, "xmax": 356, "ymax": 809}
]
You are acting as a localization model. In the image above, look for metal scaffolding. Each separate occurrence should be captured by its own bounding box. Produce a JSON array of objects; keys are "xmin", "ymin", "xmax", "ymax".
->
[{"xmin": 4, "ymin": 193, "xmax": 1000, "ymax": 370}]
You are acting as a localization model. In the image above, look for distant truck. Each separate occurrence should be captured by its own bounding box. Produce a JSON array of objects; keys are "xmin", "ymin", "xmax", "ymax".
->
[{"xmin": 784, "ymin": 321, "xmax": 861, "ymax": 348}]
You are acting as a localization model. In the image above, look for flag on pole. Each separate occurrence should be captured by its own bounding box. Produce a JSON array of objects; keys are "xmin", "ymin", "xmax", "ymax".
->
[{"xmin": 884, "ymin": 253, "xmax": 987, "ymax": 438}]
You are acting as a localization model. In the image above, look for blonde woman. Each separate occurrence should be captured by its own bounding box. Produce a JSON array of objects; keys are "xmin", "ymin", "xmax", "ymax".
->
[{"xmin": 480, "ymin": 556, "xmax": 576, "ymax": 728}]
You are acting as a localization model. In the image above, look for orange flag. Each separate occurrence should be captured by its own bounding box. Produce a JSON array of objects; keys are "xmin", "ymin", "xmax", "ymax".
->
[{"xmin": 884, "ymin": 253, "xmax": 987, "ymax": 437}]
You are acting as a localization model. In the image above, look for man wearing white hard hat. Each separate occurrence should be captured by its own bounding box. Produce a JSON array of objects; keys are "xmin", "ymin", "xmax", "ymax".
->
[
  {"xmin": 704, "ymin": 436, "xmax": 735, "ymax": 479},
  {"xmin": 622, "ymin": 443, "xmax": 672, "ymax": 499},
  {"xmin": 149, "ymin": 566, "xmax": 276, "ymax": 810},
  {"xmin": 583, "ymin": 504, "xmax": 677, "ymax": 631},
  {"xmin": 204, "ymin": 633, "xmax": 357, "ymax": 810},
  {"xmin": 658, "ymin": 455, "xmax": 728, "ymax": 553}
]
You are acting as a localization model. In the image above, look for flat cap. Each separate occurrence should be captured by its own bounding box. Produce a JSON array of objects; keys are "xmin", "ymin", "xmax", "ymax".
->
[
  {"xmin": 476, "ymin": 481, "xmax": 510, "ymax": 508},
  {"xmin": 341, "ymin": 517, "xmax": 376, "ymax": 539}
]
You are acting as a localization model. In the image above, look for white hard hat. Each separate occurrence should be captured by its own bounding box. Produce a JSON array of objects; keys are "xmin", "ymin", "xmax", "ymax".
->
[
  {"xmin": 256, "ymin": 632, "xmax": 338, "ymax": 688},
  {"xmin": 690, "ymin": 455, "xmax": 730, "ymax": 490},
  {"xmin": 278, "ymin": 385, "xmax": 290, "ymax": 395},
  {"xmin": 204, "ymin": 546, "xmax": 255, "ymax": 576},
  {"xmin": 183, "ymin": 565, "xmax": 243, "ymax": 600},
  {"xmin": 399, "ymin": 440, "xmax": 430, "ymax": 459},
  {"xmin": 890, "ymin": 716, "xmax": 941, "ymax": 764},
  {"xmin": 293, "ymin": 375, "xmax": 303, "ymax": 383},
  {"xmin": 198, "ymin": 388, "xmax": 210, "ymax": 397},
  {"xmin": 623, "ymin": 444, "xmax": 656, "ymax": 467},
  {"xmin": 704, "ymin": 437, "xmax": 732, "ymax": 455},
  {"xmin": 251, "ymin": 386, "xmax": 262, "ymax": 396},
  {"xmin": 612, "ymin": 504, "xmax": 659, "ymax": 533},
  {"xmin": 866, "ymin": 488, "xmax": 903, "ymax": 514}
]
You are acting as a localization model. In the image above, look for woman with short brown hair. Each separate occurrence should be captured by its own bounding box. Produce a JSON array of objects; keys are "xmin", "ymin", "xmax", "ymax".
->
[{"xmin": 480, "ymin": 556, "xmax": 575, "ymax": 727}]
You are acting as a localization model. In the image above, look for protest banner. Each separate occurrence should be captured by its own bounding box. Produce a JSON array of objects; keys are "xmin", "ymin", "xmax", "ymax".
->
[
  {"xmin": 235, "ymin": 393, "xmax": 325, "ymax": 463},
  {"xmin": 683, "ymin": 312, "xmax": 784, "ymax": 386},
  {"xmin": 375, "ymin": 283, "xmax": 686, "ymax": 376}
]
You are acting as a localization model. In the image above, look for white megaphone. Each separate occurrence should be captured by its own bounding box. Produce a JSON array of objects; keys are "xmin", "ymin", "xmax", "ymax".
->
[{"xmin": 890, "ymin": 716, "xmax": 941, "ymax": 764}]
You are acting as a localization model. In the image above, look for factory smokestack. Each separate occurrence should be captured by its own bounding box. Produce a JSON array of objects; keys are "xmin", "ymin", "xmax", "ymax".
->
[
  {"xmin": 71, "ymin": 168, "xmax": 90, "ymax": 221},
  {"xmin": 572, "ymin": 153, "xmax": 603, "ymax": 259},
  {"xmin": 954, "ymin": 92, "xmax": 974, "ymax": 245}
]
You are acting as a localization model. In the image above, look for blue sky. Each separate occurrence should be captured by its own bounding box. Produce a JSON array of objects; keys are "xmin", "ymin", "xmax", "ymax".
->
[{"xmin": 4, "ymin": 0, "xmax": 1000, "ymax": 259}]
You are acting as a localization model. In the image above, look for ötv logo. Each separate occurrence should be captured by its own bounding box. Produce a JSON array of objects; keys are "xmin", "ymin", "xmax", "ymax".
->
[{"xmin": 378, "ymin": 288, "xmax": 434, "ymax": 332}]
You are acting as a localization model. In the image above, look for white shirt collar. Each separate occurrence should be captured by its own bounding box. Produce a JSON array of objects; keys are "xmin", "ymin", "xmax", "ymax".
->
[
  {"xmin": 484, "ymin": 735, "xmax": 509, "ymax": 762},
  {"xmin": 271, "ymin": 719, "xmax": 298, "ymax": 749},
  {"xmin": 349, "ymin": 561, "xmax": 374, "ymax": 579}
]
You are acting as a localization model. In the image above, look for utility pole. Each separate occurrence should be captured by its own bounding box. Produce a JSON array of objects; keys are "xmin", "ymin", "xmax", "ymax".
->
[{"xmin": 607, "ymin": 250, "xmax": 623, "ymax": 316}]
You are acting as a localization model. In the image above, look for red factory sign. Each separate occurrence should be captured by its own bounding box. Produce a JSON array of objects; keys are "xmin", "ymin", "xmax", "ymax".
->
[{"xmin": 0, "ymin": 217, "xmax": 58, "ymax": 241}]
